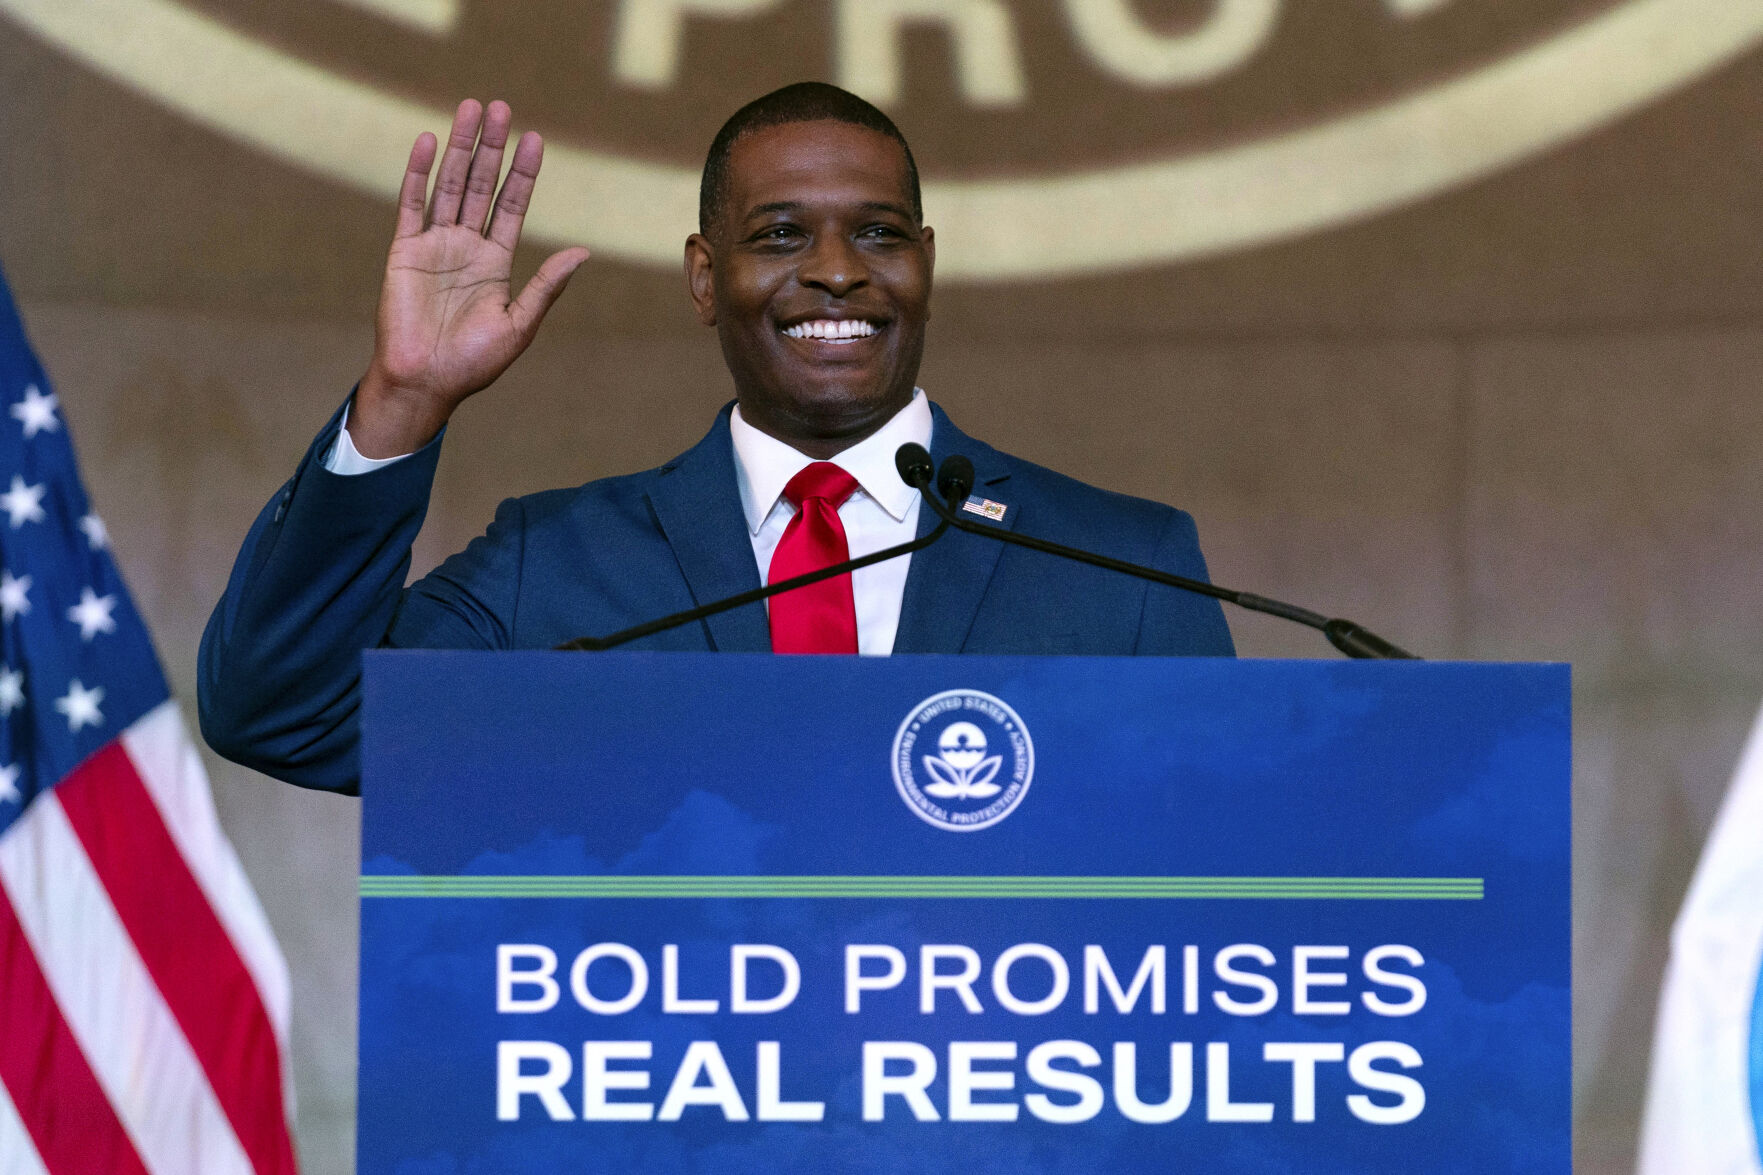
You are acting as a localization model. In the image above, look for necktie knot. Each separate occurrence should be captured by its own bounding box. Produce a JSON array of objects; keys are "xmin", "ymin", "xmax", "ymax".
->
[{"xmin": 783, "ymin": 462, "xmax": 861, "ymax": 510}]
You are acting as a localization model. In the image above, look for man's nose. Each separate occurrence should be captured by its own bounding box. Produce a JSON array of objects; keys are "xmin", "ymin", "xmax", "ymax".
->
[{"xmin": 798, "ymin": 233, "xmax": 868, "ymax": 296}]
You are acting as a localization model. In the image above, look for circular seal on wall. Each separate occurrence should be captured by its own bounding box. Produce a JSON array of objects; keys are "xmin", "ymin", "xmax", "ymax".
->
[{"xmin": 893, "ymin": 690, "xmax": 1034, "ymax": 832}]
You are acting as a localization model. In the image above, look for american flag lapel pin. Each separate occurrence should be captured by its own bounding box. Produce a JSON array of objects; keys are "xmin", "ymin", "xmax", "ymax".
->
[{"xmin": 960, "ymin": 496, "xmax": 1010, "ymax": 523}]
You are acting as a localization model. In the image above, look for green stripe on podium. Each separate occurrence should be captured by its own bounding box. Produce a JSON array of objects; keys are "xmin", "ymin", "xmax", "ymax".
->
[{"xmin": 358, "ymin": 875, "xmax": 1484, "ymax": 900}]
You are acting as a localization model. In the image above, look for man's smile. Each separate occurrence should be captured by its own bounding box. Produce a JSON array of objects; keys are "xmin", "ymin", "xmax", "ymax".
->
[
  {"xmin": 781, "ymin": 318, "xmax": 882, "ymax": 343},
  {"xmin": 778, "ymin": 316, "xmax": 887, "ymax": 360}
]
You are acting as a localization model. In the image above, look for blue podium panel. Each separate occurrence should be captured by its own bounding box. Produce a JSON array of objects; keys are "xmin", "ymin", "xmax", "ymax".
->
[{"xmin": 358, "ymin": 653, "xmax": 1569, "ymax": 1175}]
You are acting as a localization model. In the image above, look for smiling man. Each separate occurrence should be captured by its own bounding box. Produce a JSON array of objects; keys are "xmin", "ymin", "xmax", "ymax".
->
[
  {"xmin": 687, "ymin": 106, "xmax": 931, "ymax": 456},
  {"xmin": 199, "ymin": 83, "xmax": 1233, "ymax": 793}
]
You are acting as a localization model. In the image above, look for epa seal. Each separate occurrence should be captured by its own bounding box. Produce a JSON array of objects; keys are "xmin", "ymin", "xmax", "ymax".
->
[{"xmin": 893, "ymin": 690, "xmax": 1034, "ymax": 832}]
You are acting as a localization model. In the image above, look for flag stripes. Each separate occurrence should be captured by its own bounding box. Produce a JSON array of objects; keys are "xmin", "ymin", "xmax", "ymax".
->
[
  {"xmin": 0, "ymin": 780, "xmax": 255, "ymax": 1175},
  {"xmin": 0, "ymin": 877, "xmax": 148, "ymax": 1175},
  {"xmin": 120, "ymin": 705, "xmax": 291, "ymax": 1050},
  {"xmin": 57, "ymin": 734, "xmax": 296, "ymax": 1175},
  {"xmin": 0, "ymin": 1077, "xmax": 53, "ymax": 1175}
]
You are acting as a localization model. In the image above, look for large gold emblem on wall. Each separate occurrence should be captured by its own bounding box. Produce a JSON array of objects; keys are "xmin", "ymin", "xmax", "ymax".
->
[{"xmin": 4, "ymin": 0, "xmax": 1760, "ymax": 280}]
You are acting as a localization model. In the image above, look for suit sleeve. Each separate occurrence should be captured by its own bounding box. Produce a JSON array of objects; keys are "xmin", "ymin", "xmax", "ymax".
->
[
  {"xmin": 197, "ymin": 401, "xmax": 524, "ymax": 793},
  {"xmin": 1133, "ymin": 508, "xmax": 1236, "ymax": 657}
]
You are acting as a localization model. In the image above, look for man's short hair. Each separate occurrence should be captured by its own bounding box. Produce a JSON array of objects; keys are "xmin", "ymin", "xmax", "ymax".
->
[{"xmin": 698, "ymin": 82, "xmax": 923, "ymax": 236}]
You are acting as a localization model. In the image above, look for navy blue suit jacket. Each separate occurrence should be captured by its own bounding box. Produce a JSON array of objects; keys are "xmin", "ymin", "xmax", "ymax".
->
[{"xmin": 199, "ymin": 402, "xmax": 1233, "ymax": 793}]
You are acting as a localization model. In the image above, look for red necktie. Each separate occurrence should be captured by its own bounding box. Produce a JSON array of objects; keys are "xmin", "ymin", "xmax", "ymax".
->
[{"xmin": 768, "ymin": 462, "xmax": 861, "ymax": 654}]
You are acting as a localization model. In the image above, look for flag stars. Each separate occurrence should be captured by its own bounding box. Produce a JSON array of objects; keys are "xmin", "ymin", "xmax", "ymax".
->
[
  {"xmin": 54, "ymin": 679, "xmax": 103, "ymax": 733},
  {"xmin": 10, "ymin": 384, "xmax": 60, "ymax": 439},
  {"xmin": 0, "ymin": 667, "xmax": 23, "ymax": 717},
  {"xmin": 1, "ymin": 572, "xmax": 31, "ymax": 622},
  {"xmin": 0, "ymin": 477, "xmax": 45, "ymax": 529},
  {"xmin": 79, "ymin": 513, "xmax": 108, "ymax": 550},
  {"xmin": 0, "ymin": 763, "xmax": 18, "ymax": 805},
  {"xmin": 67, "ymin": 587, "xmax": 118, "ymax": 641}
]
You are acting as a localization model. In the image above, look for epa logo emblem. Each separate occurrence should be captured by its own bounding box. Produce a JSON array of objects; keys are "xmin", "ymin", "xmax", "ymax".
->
[{"xmin": 893, "ymin": 690, "xmax": 1034, "ymax": 832}]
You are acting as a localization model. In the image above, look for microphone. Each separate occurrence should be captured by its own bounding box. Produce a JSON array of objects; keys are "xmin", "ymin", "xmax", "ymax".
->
[
  {"xmin": 557, "ymin": 452, "xmax": 966, "ymax": 652},
  {"xmin": 892, "ymin": 444, "xmax": 975, "ymax": 505},
  {"xmin": 894, "ymin": 442, "xmax": 934, "ymax": 492},
  {"xmin": 893, "ymin": 443, "xmax": 1418, "ymax": 661},
  {"xmin": 937, "ymin": 453, "xmax": 975, "ymax": 505}
]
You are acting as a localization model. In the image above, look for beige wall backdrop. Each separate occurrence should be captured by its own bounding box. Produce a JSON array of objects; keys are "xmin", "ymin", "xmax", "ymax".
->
[{"xmin": 4, "ymin": 2, "xmax": 1762, "ymax": 1171}]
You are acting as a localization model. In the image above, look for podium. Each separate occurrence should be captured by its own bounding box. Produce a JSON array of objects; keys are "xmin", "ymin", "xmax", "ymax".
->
[{"xmin": 356, "ymin": 652, "xmax": 1569, "ymax": 1173}]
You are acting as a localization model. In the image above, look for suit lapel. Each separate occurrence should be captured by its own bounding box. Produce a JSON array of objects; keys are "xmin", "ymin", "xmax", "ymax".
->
[
  {"xmin": 893, "ymin": 405, "xmax": 1017, "ymax": 654},
  {"xmin": 645, "ymin": 409, "xmax": 771, "ymax": 652}
]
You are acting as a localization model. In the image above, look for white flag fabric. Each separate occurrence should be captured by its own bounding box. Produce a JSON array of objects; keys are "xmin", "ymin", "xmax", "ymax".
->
[{"xmin": 1637, "ymin": 701, "xmax": 1763, "ymax": 1174}]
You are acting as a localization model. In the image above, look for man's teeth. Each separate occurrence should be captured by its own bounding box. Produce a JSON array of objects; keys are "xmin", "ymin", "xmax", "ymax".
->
[{"xmin": 784, "ymin": 320, "xmax": 879, "ymax": 341}]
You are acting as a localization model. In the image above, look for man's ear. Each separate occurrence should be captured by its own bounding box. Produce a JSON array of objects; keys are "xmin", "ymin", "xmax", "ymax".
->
[
  {"xmin": 684, "ymin": 233, "xmax": 718, "ymax": 326},
  {"xmin": 922, "ymin": 225, "xmax": 935, "ymax": 318}
]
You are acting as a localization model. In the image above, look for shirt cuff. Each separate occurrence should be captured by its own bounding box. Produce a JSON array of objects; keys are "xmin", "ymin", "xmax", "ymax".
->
[{"xmin": 322, "ymin": 402, "xmax": 417, "ymax": 475}]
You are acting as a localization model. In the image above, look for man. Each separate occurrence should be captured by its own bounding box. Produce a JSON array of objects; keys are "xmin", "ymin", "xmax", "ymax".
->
[{"xmin": 199, "ymin": 83, "xmax": 1233, "ymax": 794}]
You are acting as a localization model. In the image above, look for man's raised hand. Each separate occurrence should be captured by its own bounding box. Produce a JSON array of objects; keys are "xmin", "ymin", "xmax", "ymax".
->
[{"xmin": 352, "ymin": 99, "xmax": 590, "ymax": 458}]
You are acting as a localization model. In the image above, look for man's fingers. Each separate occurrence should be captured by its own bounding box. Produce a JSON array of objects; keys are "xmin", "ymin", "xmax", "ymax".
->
[
  {"xmin": 427, "ymin": 98, "xmax": 483, "ymax": 228},
  {"xmin": 486, "ymin": 131, "xmax": 545, "ymax": 252},
  {"xmin": 459, "ymin": 100, "xmax": 512, "ymax": 234},
  {"xmin": 510, "ymin": 247, "xmax": 591, "ymax": 339},
  {"xmin": 394, "ymin": 132, "xmax": 438, "ymax": 239}
]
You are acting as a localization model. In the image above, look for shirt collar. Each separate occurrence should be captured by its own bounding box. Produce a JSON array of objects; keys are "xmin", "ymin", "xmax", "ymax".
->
[{"xmin": 730, "ymin": 389, "xmax": 933, "ymax": 535}]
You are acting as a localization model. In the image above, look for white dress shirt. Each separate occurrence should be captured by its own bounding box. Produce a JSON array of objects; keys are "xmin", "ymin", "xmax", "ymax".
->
[
  {"xmin": 730, "ymin": 390, "xmax": 929, "ymax": 655},
  {"xmin": 325, "ymin": 390, "xmax": 933, "ymax": 654}
]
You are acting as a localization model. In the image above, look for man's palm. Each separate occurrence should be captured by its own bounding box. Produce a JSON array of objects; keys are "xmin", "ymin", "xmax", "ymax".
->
[
  {"xmin": 354, "ymin": 99, "xmax": 589, "ymax": 458},
  {"xmin": 378, "ymin": 229, "xmax": 528, "ymax": 399}
]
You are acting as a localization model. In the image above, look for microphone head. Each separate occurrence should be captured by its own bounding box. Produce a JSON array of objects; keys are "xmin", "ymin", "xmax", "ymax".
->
[
  {"xmin": 895, "ymin": 443, "xmax": 935, "ymax": 488},
  {"xmin": 937, "ymin": 455, "xmax": 976, "ymax": 505}
]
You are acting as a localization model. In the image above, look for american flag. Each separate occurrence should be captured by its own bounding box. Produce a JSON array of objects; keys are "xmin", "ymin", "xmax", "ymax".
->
[{"xmin": 0, "ymin": 269, "xmax": 298, "ymax": 1174}]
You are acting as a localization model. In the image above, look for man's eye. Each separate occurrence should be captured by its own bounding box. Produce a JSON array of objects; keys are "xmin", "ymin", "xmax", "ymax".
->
[
  {"xmin": 757, "ymin": 225, "xmax": 801, "ymax": 242},
  {"xmin": 861, "ymin": 225, "xmax": 903, "ymax": 240}
]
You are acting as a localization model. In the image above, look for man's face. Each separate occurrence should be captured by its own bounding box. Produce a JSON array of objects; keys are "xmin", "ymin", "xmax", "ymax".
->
[{"xmin": 686, "ymin": 120, "xmax": 935, "ymax": 457}]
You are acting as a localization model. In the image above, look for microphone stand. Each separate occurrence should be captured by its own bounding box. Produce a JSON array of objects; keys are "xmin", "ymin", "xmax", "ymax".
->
[
  {"xmin": 555, "ymin": 454, "xmax": 972, "ymax": 652},
  {"xmin": 558, "ymin": 442, "xmax": 1413, "ymax": 660},
  {"xmin": 900, "ymin": 446, "xmax": 1418, "ymax": 661}
]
